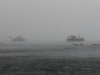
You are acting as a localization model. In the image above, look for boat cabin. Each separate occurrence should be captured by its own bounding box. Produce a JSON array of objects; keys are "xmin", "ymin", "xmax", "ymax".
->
[{"xmin": 69, "ymin": 36, "xmax": 77, "ymax": 38}]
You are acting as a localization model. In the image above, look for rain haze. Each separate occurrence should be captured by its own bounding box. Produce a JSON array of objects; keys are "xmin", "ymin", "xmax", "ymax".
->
[
  {"xmin": 1, "ymin": 1, "xmax": 100, "ymax": 75},
  {"xmin": 0, "ymin": 0, "xmax": 100, "ymax": 44}
]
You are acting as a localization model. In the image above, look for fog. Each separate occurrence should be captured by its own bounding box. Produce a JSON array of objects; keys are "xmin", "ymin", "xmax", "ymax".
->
[{"xmin": 0, "ymin": 0, "xmax": 100, "ymax": 44}]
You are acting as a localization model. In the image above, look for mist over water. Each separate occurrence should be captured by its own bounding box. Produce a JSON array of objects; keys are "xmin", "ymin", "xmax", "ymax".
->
[
  {"xmin": 0, "ymin": 0, "xmax": 100, "ymax": 43},
  {"xmin": 0, "ymin": 42, "xmax": 100, "ymax": 58},
  {"xmin": 1, "ymin": 0, "xmax": 100, "ymax": 74}
]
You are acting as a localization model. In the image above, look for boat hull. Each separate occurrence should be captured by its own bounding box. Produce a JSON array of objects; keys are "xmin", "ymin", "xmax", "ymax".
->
[
  {"xmin": 11, "ymin": 39, "xmax": 26, "ymax": 42},
  {"xmin": 73, "ymin": 43, "xmax": 83, "ymax": 45},
  {"xmin": 67, "ymin": 38, "xmax": 84, "ymax": 42},
  {"xmin": 92, "ymin": 44, "xmax": 100, "ymax": 45}
]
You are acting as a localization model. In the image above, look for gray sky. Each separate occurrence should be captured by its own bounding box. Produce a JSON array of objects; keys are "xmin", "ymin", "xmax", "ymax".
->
[{"xmin": 0, "ymin": 0, "xmax": 100, "ymax": 43}]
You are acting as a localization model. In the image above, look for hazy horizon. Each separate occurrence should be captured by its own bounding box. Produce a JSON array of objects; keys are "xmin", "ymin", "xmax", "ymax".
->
[{"xmin": 0, "ymin": 0, "xmax": 100, "ymax": 43}]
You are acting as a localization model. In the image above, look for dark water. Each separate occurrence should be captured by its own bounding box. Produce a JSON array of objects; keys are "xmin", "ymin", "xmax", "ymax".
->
[{"xmin": 0, "ymin": 44, "xmax": 100, "ymax": 75}]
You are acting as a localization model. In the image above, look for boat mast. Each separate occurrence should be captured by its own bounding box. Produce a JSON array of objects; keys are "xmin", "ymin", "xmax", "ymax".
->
[{"xmin": 78, "ymin": 33, "xmax": 80, "ymax": 38}]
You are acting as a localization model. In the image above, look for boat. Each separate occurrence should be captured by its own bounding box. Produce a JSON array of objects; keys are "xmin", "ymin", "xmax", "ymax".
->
[
  {"xmin": 92, "ymin": 44, "xmax": 100, "ymax": 45},
  {"xmin": 11, "ymin": 35, "xmax": 26, "ymax": 42},
  {"xmin": 67, "ymin": 34, "xmax": 84, "ymax": 42},
  {"xmin": 73, "ymin": 44, "xmax": 79, "ymax": 45},
  {"xmin": 73, "ymin": 43, "xmax": 83, "ymax": 46}
]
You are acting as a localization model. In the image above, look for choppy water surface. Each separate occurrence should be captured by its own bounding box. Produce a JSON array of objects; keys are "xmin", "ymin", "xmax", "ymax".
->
[
  {"xmin": 0, "ymin": 44, "xmax": 100, "ymax": 58},
  {"xmin": 0, "ymin": 44, "xmax": 100, "ymax": 75}
]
